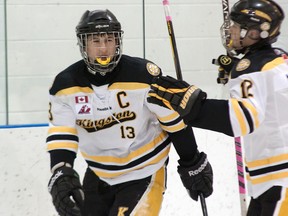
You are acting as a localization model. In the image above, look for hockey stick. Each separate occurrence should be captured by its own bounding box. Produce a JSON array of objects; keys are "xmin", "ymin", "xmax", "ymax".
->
[
  {"xmin": 220, "ymin": 0, "xmax": 247, "ymax": 215},
  {"xmin": 162, "ymin": 1, "xmax": 208, "ymax": 215},
  {"xmin": 162, "ymin": 0, "xmax": 182, "ymax": 81},
  {"xmin": 234, "ymin": 137, "xmax": 247, "ymax": 215}
]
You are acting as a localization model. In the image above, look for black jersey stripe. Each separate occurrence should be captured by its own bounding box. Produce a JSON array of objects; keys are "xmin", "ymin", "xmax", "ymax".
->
[
  {"xmin": 238, "ymin": 101, "xmax": 254, "ymax": 133},
  {"xmin": 158, "ymin": 115, "xmax": 182, "ymax": 126},
  {"xmin": 86, "ymin": 138, "xmax": 170, "ymax": 171},
  {"xmin": 246, "ymin": 162, "xmax": 288, "ymax": 177},
  {"xmin": 46, "ymin": 134, "xmax": 79, "ymax": 142}
]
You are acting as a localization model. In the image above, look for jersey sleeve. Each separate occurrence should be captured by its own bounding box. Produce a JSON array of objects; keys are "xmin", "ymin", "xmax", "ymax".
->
[
  {"xmin": 227, "ymin": 57, "xmax": 286, "ymax": 136},
  {"xmin": 227, "ymin": 78, "xmax": 263, "ymax": 136},
  {"xmin": 145, "ymin": 87, "xmax": 198, "ymax": 161},
  {"xmin": 46, "ymin": 94, "xmax": 79, "ymax": 154},
  {"xmin": 145, "ymin": 92, "xmax": 187, "ymax": 133}
]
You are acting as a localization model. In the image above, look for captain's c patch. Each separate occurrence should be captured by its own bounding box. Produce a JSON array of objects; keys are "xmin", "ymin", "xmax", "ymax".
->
[{"xmin": 146, "ymin": 63, "xmax": 160, "ymax": 76}]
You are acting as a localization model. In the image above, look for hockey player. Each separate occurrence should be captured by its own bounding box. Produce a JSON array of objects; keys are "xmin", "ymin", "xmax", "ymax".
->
[
  {"xmin": 46, "ymin": 9, "xmax": 213, "ymax": 216},
  {"xmin": 148, "ymin": 0, "xmax": 288, "ymax": 215}
]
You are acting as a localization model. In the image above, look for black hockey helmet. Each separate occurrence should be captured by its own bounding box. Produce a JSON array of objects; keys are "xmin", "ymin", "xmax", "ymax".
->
[
  {"xmin": 230, "ymin": 0, "xmax": 284, "ymax": 42},
  {"xmin": 76, "ymin": 9, "xmax": 122, "ymax": 35},
  {"xmin": 76, "ymin": 10, "xmax": 124, "ymax": 75}
]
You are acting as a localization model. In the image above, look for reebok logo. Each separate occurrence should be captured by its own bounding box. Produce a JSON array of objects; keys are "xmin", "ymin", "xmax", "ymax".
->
[
  {"xmin": 48, "ymin": 170, "xmax": 63, "ymax": 192},
  {"xmin": 188, "ymin": 158, "xmax": 208, "ymax": 176}
]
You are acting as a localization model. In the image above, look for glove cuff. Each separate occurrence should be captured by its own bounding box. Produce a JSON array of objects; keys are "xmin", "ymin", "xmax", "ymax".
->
[
  {"xmin": 178, "ymin": 150, "xmax": 200, "ymax": 167},
  {"xmin": 51, "ymin": 162, "xmax": 72, "ymax": 173},
  {"xmin": 178, "ymin": 152, "xmax": 208, "ymax": 178}
]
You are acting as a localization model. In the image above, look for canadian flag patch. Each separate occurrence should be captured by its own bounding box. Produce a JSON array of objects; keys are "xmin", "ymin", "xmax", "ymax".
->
[{"xmin": 75, "ymin": 96, "xmax": 88, "ymax": 104}]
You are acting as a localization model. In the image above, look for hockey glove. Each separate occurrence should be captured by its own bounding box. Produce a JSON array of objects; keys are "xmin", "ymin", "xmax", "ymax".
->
[
  {"xmin": 212, "ymin": 55, "xmax": 237, "ymax": 84},
  {"xmin": 177, "ymin": 151, "xmax": 213, "ymax": 201},
  {"xmin": 148, "ymin": 75, "xmax": 207, "ymax": 123},
  {"xmin": 48, "ymin": 166, "xmax": 84, "ymax": 216}
]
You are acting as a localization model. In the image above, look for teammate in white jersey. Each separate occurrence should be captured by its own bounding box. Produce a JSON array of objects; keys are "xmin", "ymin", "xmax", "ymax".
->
[
  {"xmin": 148, "ymin": 0, "xmax": 288, "ymax": 215},
  {"xmin": 46, "ymin": 9, "xmax": 213, "ymax": 216}
]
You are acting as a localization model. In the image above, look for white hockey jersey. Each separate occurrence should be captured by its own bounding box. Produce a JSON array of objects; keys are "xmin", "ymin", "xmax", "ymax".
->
[
  {"xmin": 227, "ymin": 48, "xmax": 288, "ymax": 198},
  {"xmin": 46, "ymin": 56, "xmax": 187, "ymax": 185}
]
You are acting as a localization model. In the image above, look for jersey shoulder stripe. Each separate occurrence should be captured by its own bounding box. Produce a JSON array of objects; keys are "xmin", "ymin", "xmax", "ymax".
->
[
  {"xmin": 49, "ymin": 56, "xmax": 162, "ymax": 95},
  {"xmin": 111, "ymin": 55, "xmax": 162, "ymax": 85},
  {"xmin": 231, "ymin": 46, "xmax": 281, "ymax": 79},
  {"xmin": 49, "ymin": 60, "xmax": 91, "ymax": 95},
  {"xmin": 262, "ymin": 56, "xmax": 285, "ymax": 71}
]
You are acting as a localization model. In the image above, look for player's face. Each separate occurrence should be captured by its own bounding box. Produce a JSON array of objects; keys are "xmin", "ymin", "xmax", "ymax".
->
[
  {"xmin": 86, "ymin": 33, "xmax": 117, "ymax": 66},
  {"xmin": 228, "ymin": 22, "xmax": 260, "ymax": 50}
]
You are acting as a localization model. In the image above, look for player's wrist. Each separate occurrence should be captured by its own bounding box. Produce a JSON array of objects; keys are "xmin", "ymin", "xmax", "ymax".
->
[
  {"xmin": 178, "ymin": 150, "xmax": 200, "ymax": 167},
  {"xmin": 51, "ymin": 162, "xmax": 72, "ymax": 173}
]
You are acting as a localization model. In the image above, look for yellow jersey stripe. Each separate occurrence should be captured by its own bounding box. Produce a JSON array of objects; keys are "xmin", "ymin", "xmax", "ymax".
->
[
  {"xmin": 47, "ymin": 142, "xmax": 78, "ymax": 151},
  {"xmin": 262, "ymin": 57, "xmax": 284, "ymax": 71},
  {"xmin": 241, "ymin": 100, "xmax": 260, "ymax": 129},
  {"xmin": 55, "ymin": 86, "xmax": 93, "ymax": 96},
  {"xmin": 231, "ymin": 98, "xmax": 247, "ymax": 135},
  {"xmin": 160, "ymin": 121, "xmax": 186, "ymax": 133},
  {"xmin": 246, "ymin": 154, "xmax": 288, "ymax": 168},
  {"xmin": 48, "ymin": 126, "xmax": 78, "ymax": 135},
  {"xmin": 109, "ymin": 82, "xmax": 149, "ymax": 90},
  {"xmin": 81, "ymin": 131, "xmax": 168, "ymax": 164},
  {"xmin": 247, "ymin": 171, "xmax": 288, "ymax": 185},
  {"xmin": 92, "ymin": 146, "xmax": 170, "ymax": 178}
]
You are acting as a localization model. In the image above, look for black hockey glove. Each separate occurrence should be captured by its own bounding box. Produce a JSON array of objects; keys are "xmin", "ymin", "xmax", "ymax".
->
[
  {"xmin": 212, "ymin": 55, "xmax": 237, "ymax": 84},
  {"xmin": 48, "ymin": 166, "xmax": 84, "ymax": 216},
  {"xmin": 177, "ymin": 151, "xmax": 213, "ymax": 201},
  {"xmin": 148, "ymin": 75, "xmax": 207, "ymax": 123}
]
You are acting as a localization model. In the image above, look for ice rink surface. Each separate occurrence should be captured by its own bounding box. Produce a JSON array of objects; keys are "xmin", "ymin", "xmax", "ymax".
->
[{"xmin": 0, "ymin": 126, "xmax": 247, "ymax": 215}]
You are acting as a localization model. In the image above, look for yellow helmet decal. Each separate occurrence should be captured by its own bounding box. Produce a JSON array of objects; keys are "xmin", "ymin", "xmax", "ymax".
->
[{"xmin": 241, "ymin": 9, "xmax": 272, "ymax": 22}]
